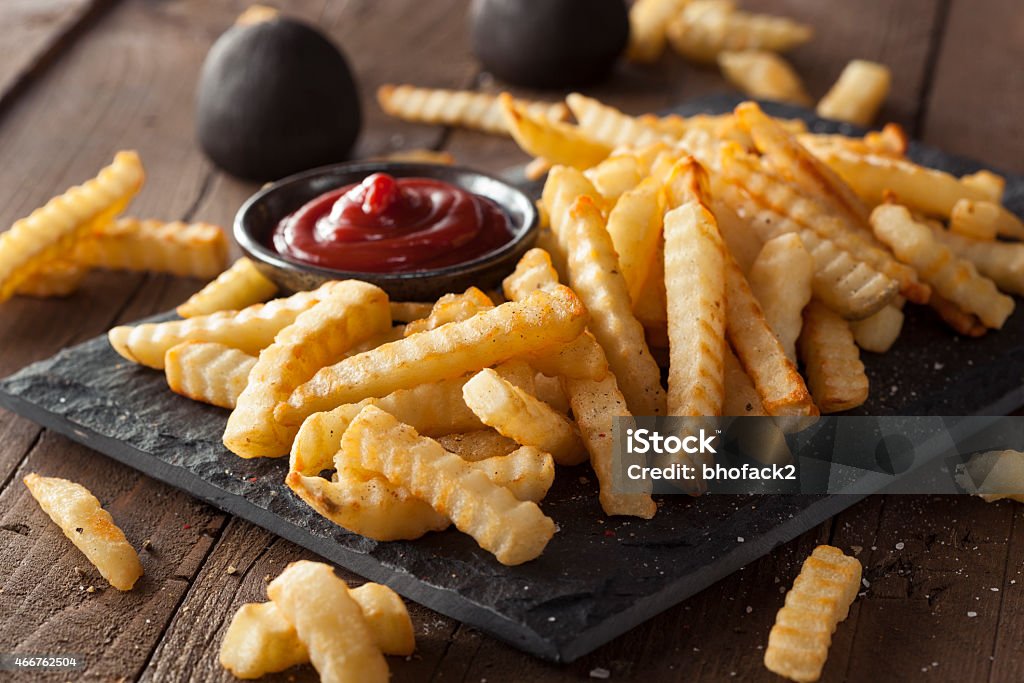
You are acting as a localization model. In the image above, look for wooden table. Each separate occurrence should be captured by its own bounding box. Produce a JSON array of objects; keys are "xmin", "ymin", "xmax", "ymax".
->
[{"xmin": 1, "ymin": 1, "xmax": 1022, "ymax": 680}]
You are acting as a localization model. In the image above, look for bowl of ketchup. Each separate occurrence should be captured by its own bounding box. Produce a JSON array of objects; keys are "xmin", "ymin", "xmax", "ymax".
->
[{"xmin": 234, "ymin": 161, "xmax": 538, "ymax": 301}]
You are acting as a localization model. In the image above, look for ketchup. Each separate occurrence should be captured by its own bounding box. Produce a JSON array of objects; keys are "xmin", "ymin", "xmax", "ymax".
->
[{"xmin": 271, "ymin": 173, "xmax": 515, "ymax": 273}]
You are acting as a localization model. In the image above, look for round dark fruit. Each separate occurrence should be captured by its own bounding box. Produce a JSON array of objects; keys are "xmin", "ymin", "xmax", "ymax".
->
[{"xmin": 196, "ymin": 17, "xmax": 362, "ymax": 181}]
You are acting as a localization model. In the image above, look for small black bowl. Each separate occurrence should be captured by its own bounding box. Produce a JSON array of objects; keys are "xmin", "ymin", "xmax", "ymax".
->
[{"xmin": 234, "ymin": 161, "xmax": 539, "ymax": 301}]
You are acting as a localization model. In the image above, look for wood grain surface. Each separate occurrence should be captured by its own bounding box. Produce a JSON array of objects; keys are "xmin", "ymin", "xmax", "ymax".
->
[{"xmin": 0, "ymin": 0, "xmax": 1021, "ymax": 681}]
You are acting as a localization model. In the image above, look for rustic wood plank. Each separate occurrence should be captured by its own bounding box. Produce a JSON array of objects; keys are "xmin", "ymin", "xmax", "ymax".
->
[
  {"xmin": 990, "ymin": 503, "xmax": 1024, "ymax": 682},
  {"xmin": 921, "ymin": 0, "xmax": 1024, "ymax": 173}
]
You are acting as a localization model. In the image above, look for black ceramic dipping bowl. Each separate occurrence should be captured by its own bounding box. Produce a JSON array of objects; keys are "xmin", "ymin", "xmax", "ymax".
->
[{"xmin": 234, "ymin": 162, "xmax": 539, "ymax": 301}]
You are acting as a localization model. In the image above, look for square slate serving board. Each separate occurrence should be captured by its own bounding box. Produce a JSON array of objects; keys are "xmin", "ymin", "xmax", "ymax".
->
[{"xmin": 1, "ymin": 95, "xmax": 1023, "ymax": 663}]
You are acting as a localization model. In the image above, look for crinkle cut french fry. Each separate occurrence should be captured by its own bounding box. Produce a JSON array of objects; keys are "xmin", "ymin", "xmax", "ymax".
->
[
  {"xmin": 949, "ymin": 199, "xmax": 1000, "ymax": 241},
  {"xmin": 566, "ymin": 93, "xmax": 675, "ymax": 148},
  {"xmin": 871, "ymin": 204, "xmax": 1013, "ymax": 329},
  {"xmin": 584, "ymin": 155, "xmax": 643, "ymax": 201},
  {"xmin": 606, "ymin": 176, "xmax": 665, "ymax": 302},
  {"xmin": 0, "ymin": 150, "xmax": 144, "ymax": 302},
  {"xmin": 224, "ymin": 281, "xmax": 391, "ymax": 459},
  {"xmin": 267, "ymin": 562, "xmax": 390, "ymax": 683},
  {"xmin": 376, "ymin": 84, "xmax": 568, "ymax": 135},
  {"xmin": 276, "ymin": 286, "xmax": 588, "ymax": 426},
  {"xmin": 533, "ymin": 372, "xmax": 572, "ymax": 414},
  {"xmin": 928, "ymin": 291, "xmax": 987, "ymax": 337},
  {"xmin": 723, "ymin": 347, "xmax": 766, "ymax": 416},
  {"xmin": 718, "ymin": 50, "xmax": 811, "ymax": 106},
  {"xmin": 164, "ymin": 342, "xmax": 256, "ymax": 409},
  {"xmin": 404, "ymin": 287, "xmax": 494, "ymax": 335},
  {"xmin": 716, "ymin": 174, "xmax": 898, "ymax": 320},
  {"xmin": 341, "ymin": 406, "xmax": 556, "ymax": 565},
  {"xmin": 960, "ymin": 450, "xmax": 1024, "ymax": 503},
  {"xmin": 23, "ymin": 473, "xmax": 143, "ymax": 591},
  {"xmin": 14, "ymin": 259, "xmax": 88, "ymax": 298},
  {"xmin": 764, "ymin": 545, "xmax": 861, "ymax": 683},
  {"xmin": 633, "ymin": 244, "xmax": 669, "ymax": 348},
  {"xmin": 663, "ymin": 165, "xmax": 727, "ymax": 417},
  {"xmin": 502, "ymin": 247, "xmax": 560, "ymax": 301},
  {"xmin": 798, "ymin": 301, "xmax": 869, "ymax": 413},
  {"xmin": 816, "ymin": 60, "xmax": 892, "ymax": 126},
  {"xmin": 850, "ymin": 303, "xmax": 904, "ymax": 354},
  {"xmin": 667, "ymin": 0, "xmax": 812, "ymax": 64},
  {"xmin": 540, "ymin": 165, "xmax": 601, "ymax": 278},
  {"xmin": 561, "ymin": 196, "xmax": 666, "ymax": 415},
  {"xmin": 463, "ymin": 368, "xmax": 585, "ymax": 466},
  {"xmin": 562, "ymin": 374, "xmax": 657, "ymax": 518},
  {"xmin": 501, "ymin": 93, "xmax": 612, "ymax": 170},
  {"xmin": 110, "ymin": 284, "xmax": 336, "ymax": 369},
  {"xmin": 626, "ymin": 0, "xmax": 691, "ymax": 63},
  {"xmin": 748, "ymin": 233, "xmax": 814, "ymax": 362},
  {"xmin": 932, "ymin": 228, "xmax": 1024, "ymax": 296},
  {"xmin": 960, "ymin": 170, "xmax": 1005, "ymax": 203},
  {"xmin": 725, "ymin": 254, "xmax": 817, "ymax": 418},
  {"xmin": 74, "ymin": 218, "xmax": 228, "ymax": 279},
  {"xmin": 177, "ymin": 257, "xmax": 278, "ymax": 318},
  {"xmin": 436, "ymin": 430, "xmax": 521, "ymax": 462}
]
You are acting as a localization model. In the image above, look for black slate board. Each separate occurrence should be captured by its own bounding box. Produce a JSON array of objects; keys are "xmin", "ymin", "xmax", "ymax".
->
[{"xmin": 1, "ymin": 95, "xmax": 1023, "ymax": 663}]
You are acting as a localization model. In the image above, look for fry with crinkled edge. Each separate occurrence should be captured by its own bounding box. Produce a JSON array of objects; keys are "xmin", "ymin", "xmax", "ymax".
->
[
  {"xmin": 566, "ymin": 93, "xmax": 676, "ymax": 148},
  {"xmin": 165, "ymin": 341, "xmax": 256, "ymax": 409},
  {"xmin": 718, "ymin": 50, "xmax": 811, "ymax": 106},
  {"xmin": 584, "ymin": 155, "xmax": 643, "ymax": 201},
  {"xmin": 23, "ymin": 473, "xmax": 143, "ymax": 591},
  {"xmin": 667, "ymin": 1, "xmax": 812, "ymax": 64},
  {"xmin": 560, "ymin": 195, "xmax": 666, "ymax": 415},
  {"xmin": 850, "ymin": 303, "xmax": 904, "ymax": 353},
  {"xmin": 110, "ymin": 284, "xmax": 336, "ymax": 369},
  {"xmin": 627, "ymin": 0, "xmax": 691, "ymax": 63},
  {"xmin": 725, "ymin": 253, "xmax": 817, "ymax": 418},
  {"xmin": 0, "ymin": 151, "xmax": 144, "ymax": 302},
  {"xmin": 277, "ymin": 286, "xmax": 588, "ymax": 425},
  {"xmin": 404, "ymin": 287, "xmax": 493, "ymax": 335},
  {"xmin": 932, "ymin": 228, "xmax": 1024, "ymax": 296},
  {"xmin": 764, "ymin": 545, "xmax": 861, "ymax": 683},
  {"xmin": 798, "ymin": 301, "xmax": 868, "ymax": 413},
  {"xmin": 871, "ymin": 204, "xmax": 1013, "ymax": 329},
  {"xmin": 949, "ymin": 199, "xmax": 1000, "ymax": 242},
  {"xmin": 177, "ymin": 257, "xmax": 278, "ymax": 318},
  {"xmin": 463, "ymin": 368, "xmax": 585, "ymax": 465},
  {"xmin": 73, "ymin": 217, "xmax": 227, "ymax": 278},
  {"xmin": 267, "ymin": 561, "xmax": 390, "ymax": 683},
  {"xmin": 663, "ymin": 160, "xmax": 727, "ymax": 417},
  {"xmin": 341, "ymin": 406, "xmax": 556, "ymax": 565},
  {"xmin": 224, "ymin": 280, "xmax": 391, "ymax": 458},
  {"xmin": 15, "ymin": 259, "xmax": 88, "ymax": 298},
  {"xmin": 816, "ymin": 60, "xmax": 891, "ymax": 127},
  {"xmin": 716, "ymin": 176, "xmax": 897, "ymax": 319},
  {"xmin": 501, "ymin": 93, "xmax": 611, "ymax": 170},
  {"xmin": 376, "ymin": 84, "xmax": 568, "ymax": 136},
  {"xmin": 748, "ymin": 233, "xmax": 813, "ymax": 362}
]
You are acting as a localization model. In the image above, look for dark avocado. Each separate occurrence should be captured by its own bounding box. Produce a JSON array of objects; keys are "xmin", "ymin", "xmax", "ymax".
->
[
  {"xmin": 196, "ymin": 17, "xmax": 361, "ymax": 182},
  {"xmin": 469, "ymin": 0, "xmax": 629, "ymax": 89}
]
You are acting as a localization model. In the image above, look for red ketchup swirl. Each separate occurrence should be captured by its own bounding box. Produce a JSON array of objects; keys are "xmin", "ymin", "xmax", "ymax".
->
[{"xmin": 271, "ymin": 173, "xmax": 515, "ymax": 273}]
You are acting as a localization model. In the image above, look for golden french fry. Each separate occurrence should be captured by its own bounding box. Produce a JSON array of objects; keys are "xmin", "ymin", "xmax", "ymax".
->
[
  {"xmin": 810, "ymin": 146, "xmax": 1024, "ymax": 239},
  {"xmin": 267, "ymin": 561, "xmax": 389, "ymax": 683},
  {"xmin": 560, "ymin": 196, "xmax": 666, "ymax": 415},
  {"xmin": 369, "ymin": 148, "xmax": 455, "ymax": 165},
  {"xmin": 764, "ymin": 545, "xmax": 861, "ymax": 683},
  {"xmin": 725, "ymin": 254, "xmax": 818, "ymax": 418},
  {"xmin": 224, "ymin": 281, "xmax": 391, "ymax": 458},
  {"xmin": 718, "ymin": 50, "xmax": 811, "ymax": 106},
  {"xmin": 717, "ymin": 178, "xmax": 897, "ymax": 319},
  {"xmin": 533, "ymin": 372, "xmax": 572, "ymax": 414},
  {"xmin": 929, "ymin": 292, "xmax": 987, "ymax": 337},
  {"xmin": 816, "ymin": 60, "xmax": 892, "ymax": 126},
  {"xmin": 932, "ymin": 228, "xmax": 1024, "ymax": 296},
  {"xmin": 388, "ymin": 300, "xmax": 434, "ymax": 323},
  {"xmin": 949, "ymin": 199, "xmax": 1000, "ymax": 241},
  {"xmin": 14, "ymin": 259, "xmax": 88, "ymax": 298},
  {"xmin": 663, "ymin": 163, "xmax": 727, "ymax": 417},
  {"xmin": 23, "ymin": 473, "xmax": 143, "ymax": 591},
  {"xmin": 563, "ymin": 374, "xmax": 657, "ymax": 518},
  {"xmin": 341, "ymin": 406, "xmax": 556, "ymax": 565},
  {"xmin": 798, "ymin": 301, "xmax": 869, "ymax": 413},
  {"xmin": 110, "ymin": 284, "xmax": 337, "ymax": 369},
  {"xmin": 436, "ymin": 430, "xmax": 521, "ymax": 462},
  {"xmin": 800, "ymin": 126, "xmax": 907, "ymax": 160},
  {"xmin": 723, "ymin": 347, "xmax": 766, "ymax": 416},
  {"xmin": 501, "ymin": 93, "xmax": 612, "ymax": 170},
  {"xmin": 584, "ymin": 155, "xmax": 643, "ymax": 201},
  {"xmin": 710, "ymin": 196, "xmax": 762, "ymax": 275},
  {"xmin": 632, "ymin": 243, "xmax": 669, "ymax": 348},
  {"xmin": 463, "ymin": 368, "xmax": 585, "ymax": 466},
  {"xmin": 748, "ymin": 233, "xmax": 814, "ymax": 362},
  {"xmin": 73, "ymin": 218, "xmax": 228, "ymax": 279},
  {"xmin": 850, "ymin": 303, "xmax": 904, "ymax": 353},
  {"xmin": 871, "ymin": 204, "xmax": 1013, "ymax": 329},
  {"xmin": 164, "ymin": 342, "xmax": 256, "ymax": 409},
  {"xmin": 667, "ymin": 0, "xmax": 812, "ymax": 64},
  {"xmin": 606, "ymin": 176, "xmax": 665, "ymax": 302},
  {"xmin": 566, "ymin": 93, "xmax": 675, "ymax": 148},
  {"xmin": 540, "ymin": 165, "xmax": 601, "ymax": 277},
  {"xmin": 176, "ymin": 257, "xmax": 278, "ymax": 318},
  {"xmin": 377, "ymin": 84, "xmax": 568, "ymax": 136},
  {"xmin": 0, "ymin": 151, "xmax": 144, "ymax": 302},
  {"xmin": 626, "ymin": 0, "xmax": 691, "ymax": 63},
  {"xmin": 404, "ymin": 287, "xmax": 494, "ymax": 335},
  {"xmin": 502, "ymin": 247, "xmax": 561, "ymax": 301},
  {"xmin": 960, "ymin": 170, "xmax": 1005, "ymax": 203},
  {"xmin": 958, "ymin": 450, "xmax": 1024, "ymax": 503},
  {"xmin": 277, "ymin": 286, "xmax": 588, "ymax": 425}
]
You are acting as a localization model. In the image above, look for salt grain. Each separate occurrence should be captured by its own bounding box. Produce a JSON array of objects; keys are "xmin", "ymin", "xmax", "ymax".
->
[
  {"xmin": 967, "ymin": 611, "xmax": 978, "ymax": 618},
  {"xmin": 895, "ymin": 542, "xmax": 905, "ymax": 550},
  {"xmin": 589, "ymin": 668, "xmax": 611, "ymax": 680}
]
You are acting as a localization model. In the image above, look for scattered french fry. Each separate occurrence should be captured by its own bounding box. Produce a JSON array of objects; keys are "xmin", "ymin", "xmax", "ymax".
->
[
  {"xmin": 566, "ymin": 93, "xmax": 674, "ymax": 149},
  {"xmin": 15, "ymin": 260, "xmax": 88, "ymax": 298},
  {"xmin": 718, "ymin": 50, "xmax": 811, "ymax": 106},
  {"xmin": 501, "ymin": 94, "xmax": 611, "ymax": 169},
  {"xmin": 932, "ymin": 229, "xmax": 1024, "ymax": 296},
  {"xmin": 667, "ymin": 0, "xmax": 812, "ymax": 64},
  {"xmin": 816, "ymin": 60, "xmax": 892, "ymax": 126},
  {"xmin": 177, "ymin": 257, "xmax": 278, "ymax": 318},
  {"xmin": 164, "ymin": 341, "xmax": 257, "ymax": 409},
  {"xmin": 626, "ymin": 0, "xmax": 692, "ymax": 63}
]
